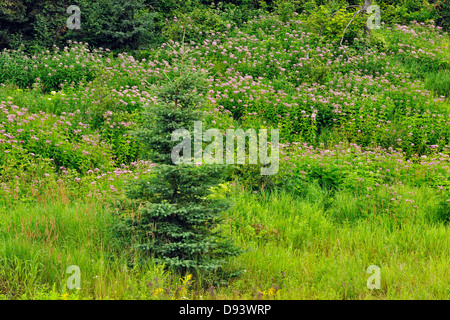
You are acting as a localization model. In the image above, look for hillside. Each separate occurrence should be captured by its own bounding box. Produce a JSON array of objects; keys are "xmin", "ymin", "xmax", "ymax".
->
[{"xmin": 0, "ymin": 1, "xmax": 449, "ymax": 300}]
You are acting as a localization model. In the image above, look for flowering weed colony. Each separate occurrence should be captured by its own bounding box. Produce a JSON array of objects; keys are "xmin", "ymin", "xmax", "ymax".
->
[{"xmin": 0, "ymin": 9, "xmax": 449, "ymax": 300}]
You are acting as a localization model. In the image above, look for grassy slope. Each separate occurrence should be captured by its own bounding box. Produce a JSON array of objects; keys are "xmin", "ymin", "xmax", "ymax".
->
[
  {"xmin": 1, "ymin": 183, "xmax": 448, "ymax": 299},
  {"xmin": 0, "ymin": 11, "xmax": 449, "ymax": 300}
]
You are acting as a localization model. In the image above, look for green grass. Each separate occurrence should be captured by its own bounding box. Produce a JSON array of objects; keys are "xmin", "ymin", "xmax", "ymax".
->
[
  {"xmin": 0, "ymin": 189, "xmax": 188, "ymax": 300},
  {"xmin": 425, "ymin": 70, "xmax": 450, "ymax": 99},
  {"xmin": 1, "ymin": 181, "xmax": 448, "ymax": 300},
  {"xmin": 214, "ymin": 185, "xmax": 449, "ymax": 299}
]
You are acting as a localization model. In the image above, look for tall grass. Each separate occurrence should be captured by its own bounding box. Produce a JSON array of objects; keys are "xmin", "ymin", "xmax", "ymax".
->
[
  {"xmin": 425, "ymin": 70, "xmax": 450, "ymax": 99},
  {"xmin": 209, "ymin": 185, "xmax": 449, "ymax": 299},
  {"xmin": 1, "ymin": 181, "xmax": 448, "ymax": 299}
]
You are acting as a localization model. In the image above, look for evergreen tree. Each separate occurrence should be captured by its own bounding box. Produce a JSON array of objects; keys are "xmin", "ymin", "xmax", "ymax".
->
[
  {"xmin": 119, "ymin": 46, "xmax": 241, "ymax": 274},
  {"xmin": 78, "ymin": 0, "xmax": 157, "ymax": 50},
  {"xmin": 0, "ymin": 0, "xmax": 157, "ymax": 50}
]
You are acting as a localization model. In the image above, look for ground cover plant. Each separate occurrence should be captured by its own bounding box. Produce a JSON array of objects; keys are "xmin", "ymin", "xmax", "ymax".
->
[{"xmin": 0, "ymin": 1, "xmax": 449, "ymax": 300}]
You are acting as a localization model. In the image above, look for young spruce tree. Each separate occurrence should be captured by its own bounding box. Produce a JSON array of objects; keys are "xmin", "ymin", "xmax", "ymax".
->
[{"xmin": 122, "ymin": 47, "xmax": 241, "ymax": 274}]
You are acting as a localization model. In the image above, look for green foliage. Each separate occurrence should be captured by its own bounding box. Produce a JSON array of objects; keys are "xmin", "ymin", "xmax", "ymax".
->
[
  {"xmin": 1, "ymin": 1, "xmax": 450, "ymax": 300},
  {"xmin": 274, "ymin": 0, "xmax": 296, "ymax": 21},
  {"xmin": 378, "ymin": 0, "xmax": 442, "ymax": 27},
  {"xmin": 0, "ymin": 97, "xmax": 115, "ymax": 177},
  {"xmin": 0, "ymin": 43, "xmax": 100, "ymax": 92},
  {"xmin": 306, "ymin": 5, "xmax": 366, "ymax": 44},
  {"xmin": 0, "ymin": 0, "xmax": 62, "ymax": 48},
  {"xmin": 116, "ymin": 49, "xmax": 241, "ymax": 274},
  {"xmin": 71, "ymin": 0, "xmax": 158, "ymax": 50},
  {"xmin": 433, "ymin": 0, "xmax": 450, "ymax": 30},
  {"xmin": 0, "ymin": 0, "xmax": 157, "ymax": 50},
  {"xmin": 425, "ymin": 69, "xmax": 450, "ymax": 98},
  {"xmin": 162, "ymin": 5, "xmax": 236, "ymax": 43}
]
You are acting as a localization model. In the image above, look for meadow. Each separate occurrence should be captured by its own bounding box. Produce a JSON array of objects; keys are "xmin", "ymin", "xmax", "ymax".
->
[{"xmin": 0, "ymin": 5, "xmax": 449, "ymax": 300}]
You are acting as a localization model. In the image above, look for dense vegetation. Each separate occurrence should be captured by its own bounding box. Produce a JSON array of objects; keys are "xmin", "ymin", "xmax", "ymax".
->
[{"xmin": 0, "ymin": 0, "xmax": 449, "ymax": 299}]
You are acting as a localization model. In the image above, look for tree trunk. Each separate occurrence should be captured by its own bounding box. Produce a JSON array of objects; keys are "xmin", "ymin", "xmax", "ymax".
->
[
  {"xmin": 362, "ymin": 0, "xmax": 372, "ymax": 37},
  {"xmin": 362, "ymin": 0, "xmax": 372, "ymax": 12}
]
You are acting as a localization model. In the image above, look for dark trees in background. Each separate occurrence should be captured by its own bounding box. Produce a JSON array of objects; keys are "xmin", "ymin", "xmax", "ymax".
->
[
  {"xmin": 0, "ymin": 1, "xmax": 448, "ymax": 51},
  {"xmin": 0, "ymin": 0, "xmax": 157, "ymax": 50}
]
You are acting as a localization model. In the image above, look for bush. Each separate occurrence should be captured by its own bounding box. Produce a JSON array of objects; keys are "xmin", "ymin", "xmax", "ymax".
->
[
  {"xmin": 0, "ymin": 43, "xmax": 101, "ymax": 92},
  {"xmin": 0, "ymin": 104, "xmax": 116, "ymax": 178},
  {"xmin": 306, "ymin": 5, "xmax": 366, "ymax": 45}
]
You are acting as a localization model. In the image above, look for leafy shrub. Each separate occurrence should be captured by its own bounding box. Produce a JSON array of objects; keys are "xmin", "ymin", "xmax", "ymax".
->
[
  {"xmin": 274, "ymin": 0, "xmax": 297, "ymax": 21},
  {"xmin": 0, "ymin": 101, "xmax": 115, "ymax": 177},
  {"xmin": 0, "ymin": 43, "xmax": 101, "ymax": 92},
  {"xmin": 306, "ymin": 5, "xmax": 366, "ymax": 45},
  {"xmin": 162, "ymin": 6, "xmax": 235, "ymax": 43}
]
